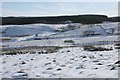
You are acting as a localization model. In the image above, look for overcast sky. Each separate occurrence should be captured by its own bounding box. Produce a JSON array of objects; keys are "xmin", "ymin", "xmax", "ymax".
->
[{"xmin": 1, "ymin": 2, "xmax": 118, "ymax": 17}]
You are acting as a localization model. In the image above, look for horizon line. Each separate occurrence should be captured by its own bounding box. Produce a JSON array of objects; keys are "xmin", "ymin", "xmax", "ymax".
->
[{"xmin": 1, "ymin": 14, "xmax": 119, "ymax": 18}]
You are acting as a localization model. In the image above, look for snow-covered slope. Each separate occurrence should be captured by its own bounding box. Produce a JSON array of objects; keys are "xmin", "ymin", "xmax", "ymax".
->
[
  {"xmin": 1, "ymin": 24, "xmax": 55, "ymax": 37},
  {"xmin": 1, "ymin": 22, "xmax": 119, "ymax": 48},
  {"xmin": 1, "ymin": 22, "xmax": 119, "ymax": 38},
  {"xmin": 51, "ymin": 25, "xmax": 107, "ymax": 38}
]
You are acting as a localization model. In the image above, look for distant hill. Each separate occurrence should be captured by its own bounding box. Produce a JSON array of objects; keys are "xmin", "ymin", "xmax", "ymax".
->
[
  {"xmin": 1, "ymin": 14, "xmax": 120, "ymax": 25},
  {"xmin": 108, "ymin": 17, "xmax": 120, "ymax": 22}
]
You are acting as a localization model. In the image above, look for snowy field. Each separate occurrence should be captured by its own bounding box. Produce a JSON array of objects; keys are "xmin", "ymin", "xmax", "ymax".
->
[
  {"xmin": 1, "ymin": 35, "xmax": 119, "ymax": 48},
  {"xmin": 0, "ymin": 22, "xmax": 119, "ymax": 79},
  {"xmin": 1, "ymin": 47, "xmax": 119, "ymax": 78}
]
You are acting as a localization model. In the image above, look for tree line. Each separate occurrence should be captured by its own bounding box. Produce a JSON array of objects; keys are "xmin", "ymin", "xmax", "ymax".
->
[{"xmin": 1, "ymin": 14, "xmax": 120, "ymax": 25}]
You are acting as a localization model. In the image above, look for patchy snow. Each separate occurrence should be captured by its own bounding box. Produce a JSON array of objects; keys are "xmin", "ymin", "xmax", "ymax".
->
[
  {"xmin": 2, "ymin": 35, "xmax": 118, "ymax": 48},
  {"xmin": 1, "ymin": 22, "xmax": 119, "ymax": 78},
  {"xmin": 1, "ymin": 47, "xmax": 119, "ymax": 78}
]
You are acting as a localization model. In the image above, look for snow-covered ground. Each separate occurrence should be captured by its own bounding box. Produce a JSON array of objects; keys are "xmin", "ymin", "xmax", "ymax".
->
[
  {"xmin": 0, "ymin": 22, "xmax": 119, "ymax": 78},
  {"xmin": 1, "ymin": 35, "xmax": 119, "ymax": 48},
  {"xmin": 1, "ymin": 47, "xmax": 119, "ymax": 78},
  {"xmin": 1, "ymin": 22, "xmax": 119, "ymax": 48}
]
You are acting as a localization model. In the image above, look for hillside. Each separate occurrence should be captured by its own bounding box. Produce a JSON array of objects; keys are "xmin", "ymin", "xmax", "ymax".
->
[
  {"xmin": 108, "ymin": 17, "xmax": 120, "ymax": 22},
  {"xmin": 1, "ymin": 15, "xmax": 111, "ymax": 25},
  {"xmin": 1, "ymin": 22, "xmax": 119, "ymax": 79},
  {"xmin": 1, "ymin": 24, "xmax": 54, "ymax": 37},
  {"xmin": 1, "ymin": 22, "xmax": 119, "ymax": 47}
]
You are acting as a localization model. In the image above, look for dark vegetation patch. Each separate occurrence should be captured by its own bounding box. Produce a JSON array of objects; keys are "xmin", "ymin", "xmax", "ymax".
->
[
  {"xmin": 114, "ymin": 43, "xmax": 120, "ymax": 49},
  {"xmin": 0, "ymin": 38, "xmax": 11, "ymax": 42},
  {"xmin": 1, "ymin": 46, "xmax": 62, "ymax": 55},
  {"xmin": 83, "ymin": 45, "xmax": 113, "ymax": 51},
  {"xmin": 64, "ymin": 40, "xmax": 74, "ymax": 43},
  {"xmin": 1, "ymin": 15, "xmax": 119, "ymax": 25}
]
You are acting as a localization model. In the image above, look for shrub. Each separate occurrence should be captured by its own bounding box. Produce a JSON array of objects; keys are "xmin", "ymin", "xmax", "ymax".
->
[
  {"xmin": 46, "ymin": 46, "xmax": 62, "ymax": 53},
  {"xmin": 83, "ymin": 46, "xmax": 96, "ymax": 51},
  {"xmin": 114, "ymin": 43, "xmax": 120, "ymax": 49},
  {"xmin": 115, "ymin": 43, "xmax": 120, "ymax": 46},
  {"xmin": 83, "ymin": 45, "xmax": 112, "ymax": 51},
  {"xmin": 64, "ymin": 40, "xmax": 74, "ymax": 43}
]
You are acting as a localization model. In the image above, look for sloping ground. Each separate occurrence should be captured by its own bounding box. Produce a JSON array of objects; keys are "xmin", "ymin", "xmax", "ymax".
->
[
  {"xmin": 51, "ymin": 25, "xmax": 107, "ymax": 38},
  {"xmin": 1, "ymin": 22, "xmax": 119, "ymax": 39},
  {"xmin": 1, "ymin": 24, "xmax": 54, "ymax": 37},
  {"xmin": 1, "ymin": 47, "xmax": 118, "ymax": 78},
  {"xmin": 1, "ymin": 22, "xmax": 119, "ymax": 48}
]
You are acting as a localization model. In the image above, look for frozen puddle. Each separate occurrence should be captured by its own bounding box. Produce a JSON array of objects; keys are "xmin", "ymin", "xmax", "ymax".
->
[{"xmin": 1, "ymin": 47, "xmax": 119, "ymax": 78}]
